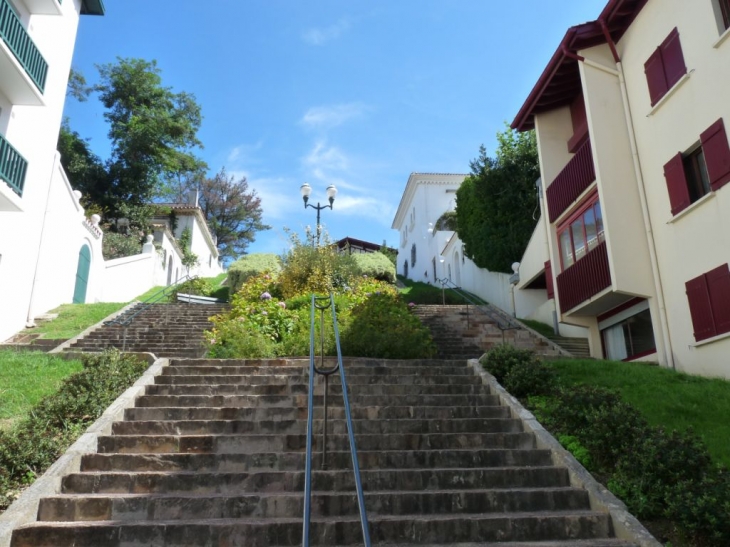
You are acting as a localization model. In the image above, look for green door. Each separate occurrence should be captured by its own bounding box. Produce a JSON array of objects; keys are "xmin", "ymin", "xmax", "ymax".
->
[{"xmin": 72, "ymin": 245, "xmax": 91, "ymax": 304}]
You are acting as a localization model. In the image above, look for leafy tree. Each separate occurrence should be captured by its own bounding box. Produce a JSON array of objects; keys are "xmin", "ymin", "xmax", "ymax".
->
[
  {"xmin": 57, "ymin": 120, "xmax": 107, "ymax": 208},
  {"xmin": 455, "ymin": 127, "xmax": 540, "ymax": 273},
  {"xmin": 94, "ymin": 57, "xmax": 205, "ymax": 211},
  {"xmin": 194, "ymin": 168, "xmax": 270, "ymax": 262}
]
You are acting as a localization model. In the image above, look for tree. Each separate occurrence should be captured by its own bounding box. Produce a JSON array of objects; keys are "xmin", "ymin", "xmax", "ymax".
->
[
  {"xmin": 195, "ymin": 168, "xmax": 270, "ymax": 262},
  {"xmin": 94, "ymin": 58, "xmax": 206, "ymax": 212},
  {"xmin": 455, "ymin": 127, "xmax": 540, "ymax": 273},
  {"xmin": 57, "ymin": 120, "xmax": 107, "ymax": 208}
]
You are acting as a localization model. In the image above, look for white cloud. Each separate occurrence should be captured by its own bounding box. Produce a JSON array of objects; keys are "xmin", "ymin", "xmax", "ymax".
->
[
  {"xmin": 302, "ymin": 18, "xmax": 350, "ymax": 45},
  {"xmin": 333, "ymin": 195, "xmax": 395, "ymax": 225},
  {"xmin": 226, "ymin": 141, "xmax": 263, "ymax": 166},
  {"xmin": 301, "ymin": 103, "xmax": 367, "ymax": 129}
]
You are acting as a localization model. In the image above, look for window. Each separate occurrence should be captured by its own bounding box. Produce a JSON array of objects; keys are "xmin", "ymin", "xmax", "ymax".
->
[
  {"xmin": 664, "ymin": 118, "xmax": 730, "ymax": 215},
  {"xmin": 557, "ymin": 196, "xmax": 604, "ymax": 270},
  {"xmin": 644, "ymin": 28, "xmax": 687, "ymax": 106},
  {"xmin": 716, "ymin": 0, "xmax": 730, "ymax": 32},
  {"xmin": 601, "ymin": 306, "xmax": 656, "ymax": 361},
  {"xmin": 410, "ymin": 243, "xmax": 416, "ymax": 268},
  {"xmin": 686, "ymin": 264, "xmax": 730, "ymax": 342}
]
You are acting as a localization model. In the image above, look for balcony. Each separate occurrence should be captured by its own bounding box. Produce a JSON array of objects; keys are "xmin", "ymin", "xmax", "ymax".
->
[
  {"xmin": 556, "ymin": 241, "xmax": 611, "ymax": 313},
  {"xmin": 546, "ymin": 139, "xmax": 596, "ymax": 223},
  {"xmin": 0, "ymin": 0, "xmax": 48, "ymax": 104},
  {"xmin": 0, "ymin": 132, "xmax": 28, "ymax": 210},
  {"xmin": 20, "ymin": 0, "xmax": 62, "ymax": 16}
]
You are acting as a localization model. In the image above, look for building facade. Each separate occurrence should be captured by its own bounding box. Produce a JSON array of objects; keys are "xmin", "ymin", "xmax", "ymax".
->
[
  {"xmin": 513, "ymin": 0, "xmax": 730, "ymax": 377},
  {"xmin": 0, "ymin": 0, "xmax": 104, "ymax": 342}
]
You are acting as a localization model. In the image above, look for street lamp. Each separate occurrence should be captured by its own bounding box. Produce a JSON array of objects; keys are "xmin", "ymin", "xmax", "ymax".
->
[{"xmin": 300, "ymin": 183, "xmax": 337, "ymax": 246}]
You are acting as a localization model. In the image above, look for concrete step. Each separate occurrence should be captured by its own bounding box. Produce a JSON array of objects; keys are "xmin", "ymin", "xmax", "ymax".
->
[
  {"xmin": 124, "ymin": 405, "xmax": 512, "ymax": 422},
  {"xmin": 110, "ymin": 417, "xmax": 524, "ymax": 436},
  {"xmin": 153, "ymin": 373, "xmax": 483, "ymax": 385},
  {"xmin": 38, "ymin": 487, "xmax": 591, "ymax": 521},
  {"xmin": 96, "ymin": 431, "xmax": 536, "ymax": 454},
  {"xmin": 11, "ymin": 511, "xmax": 616, "ymax": 546},
  {"xmin": 61, "ymin": 467, "xmax": 569, "ymax": 495},
  {"xmin": 80, "ymin": 449, "xmax": 555, "ymax": 473}
]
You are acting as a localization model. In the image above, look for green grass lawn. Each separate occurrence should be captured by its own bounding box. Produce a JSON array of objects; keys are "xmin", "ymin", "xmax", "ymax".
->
[
  {"xmin": 550, "ymin": 359, "xmax": 730, "ymax": 467},
  {"xmin": 0, "ymin": 350, "xmax": 83, "ymax": 426},
  {"xmin": 30, "ymin": 302, "xmax": 127, "ymax": 340},
  {"xmin": 518, "ymin": 318, "xmax": 556, "ymax": 338},
  {"xmin": 397, "ymin": 277, "xmax": 473, "ymax": 305}
]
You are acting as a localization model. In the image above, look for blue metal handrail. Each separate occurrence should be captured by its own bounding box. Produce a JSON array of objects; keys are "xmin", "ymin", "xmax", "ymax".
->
[{"xmin": 302, "ymin": 293, "xmax": 370, "ymax": 547}]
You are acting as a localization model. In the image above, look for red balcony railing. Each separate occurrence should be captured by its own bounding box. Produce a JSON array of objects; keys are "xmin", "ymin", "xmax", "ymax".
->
[
  {"xmin": 546, "ymin": 139, "xmax": 596, "ymax": 222},
  {"xmin": 556, "ymin": 241, "xmax": 611, "ymax": 312}
]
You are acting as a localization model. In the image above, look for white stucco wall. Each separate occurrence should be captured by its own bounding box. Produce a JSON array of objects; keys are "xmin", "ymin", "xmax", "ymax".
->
[
  {"xmin": 0, "ymin": 1, "xmax": 85, "ymax": 341},
  {"xmin": 616, "ymin": 0, "xmax": 730, "ymax": 377}
]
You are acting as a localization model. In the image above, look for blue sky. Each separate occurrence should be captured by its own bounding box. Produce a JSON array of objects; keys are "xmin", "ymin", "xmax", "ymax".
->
[{"xmin": 65, "ymin": 1, "xmax": 608, "ymax": 257}]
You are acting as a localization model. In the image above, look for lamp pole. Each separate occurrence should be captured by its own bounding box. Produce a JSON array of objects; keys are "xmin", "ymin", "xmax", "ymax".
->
[{"xmin": 300, "ymin": 183, "xmax": 337, "ymax": 246}]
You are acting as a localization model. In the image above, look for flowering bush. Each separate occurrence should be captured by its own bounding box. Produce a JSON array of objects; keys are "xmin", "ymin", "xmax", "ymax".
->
[{"xmin": 206, "ymin": 272, "xmax": 435, "ymax": 359}]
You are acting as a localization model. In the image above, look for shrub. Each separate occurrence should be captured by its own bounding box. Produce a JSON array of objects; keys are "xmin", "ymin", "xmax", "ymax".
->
[
  {"xmin": 0, "ymin": 351, "xmax": 147, "ymax": 510},
  {"xmin": 168, "ymin": 277, "xmax": 213, "ymax": 302},
  {"xmin": 339, "ymin": 291, "xmax": 437, "ymax": 359},
  {"xmin": 278, "ymin": 228, "xmax": 358, "ymax": 298},
  {"xmin": 351, "ymin": 252, "xmax": 396, "ymax": 283},
  {"xmin": 227, "ymin": 253, "xmax": 282, "ymax": 294},
  {"xmin": 501, "ymin": 357, "xmax": 557, "ymax": 399},
  {"xmin": 102, "ymin": 231, "xmax": 143, "ymax": 260}
]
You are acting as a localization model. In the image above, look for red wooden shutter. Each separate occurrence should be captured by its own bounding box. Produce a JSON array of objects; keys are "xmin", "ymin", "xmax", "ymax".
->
[
  {"xmin": 644, "ymin": 48, "xmax": 668, "ymax": 106},
  {"xmin": 700, "ymin": 118, "xmax": 730, "ymax": 191},
  {"xmin": 706, "ymin": 264, "xmax": 730, "ymax": 336},
  {"xmin": 545, "ymin": 260, "xmax": 555, "ymax": 300},
  {"xmin": 663, "ymin": 153, "xmax": 691, "ymax": 215},
  {"xmin": 686, "ymin": 274, "xmax": 716, "ymax": 341},
  {"xmin": 660, "ymin": 28, "xmax": 687, "ymax": 88}
]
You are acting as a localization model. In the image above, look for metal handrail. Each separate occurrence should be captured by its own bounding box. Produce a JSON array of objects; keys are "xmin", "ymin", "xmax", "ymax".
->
[
  {"xmin": 302, "ymin": 293, "xmax": 371, "ymax": 547},
  {"xmin": 435, "ymin": 277, "xmax": 521, "ymax": 331}
]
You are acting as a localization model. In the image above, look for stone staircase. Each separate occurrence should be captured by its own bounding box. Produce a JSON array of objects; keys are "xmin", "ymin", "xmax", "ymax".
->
[
  {"xmin": 65, "ymin": 303, "xmax": 229, "ymax": 358},
  {"xmin": 11, "ymin": 357, "xmax": 638, "ymax": 546},
  {"xmin": 413, "ymin": 305, "xmax": 564, "ymax": 359}
]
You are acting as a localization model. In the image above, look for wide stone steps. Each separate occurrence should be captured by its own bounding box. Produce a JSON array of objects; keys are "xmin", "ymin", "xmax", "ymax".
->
[
  {"xmin": 79, "ymin": 449, "xmax": 555, "ymax": 473},
  {"xmin": 38, "ymin": 487, "xmax": 591, "ymax": 521},
  {"xmin": 11, "ymin": 511, "xmax": 616, "ymax": 546},
  {"xmin": 65, "ymin": 302, "xmax": 228, "ymax": 358},
  {"xmin": 11, "ymin": 357, "xmax": 640, "ymax": 546}
]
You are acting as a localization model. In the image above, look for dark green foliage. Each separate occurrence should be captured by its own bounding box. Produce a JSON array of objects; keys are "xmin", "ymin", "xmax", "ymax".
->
[
  {"xmin": 0, "ymin": 351, "xmax": 147, "ymax": 510},
  {"xmin": 434, "ymin": 210, "xmax": 458, "ymax": 232},
  {"xmin": 527, "ymin": 382, "xmax": 730, "ymax": 546},
  {"xmin": 455, "ymin": 128, "xmax": 540, "ymax": 273},
  {"xmin": 101, "ymin": 231, "xmax": 144, "ymax": 260},
  {"xmin": 340, "ymin": 293, "xmax": 437, "ymax": 359},
  {"xmin": 57, "ymin": 120, "xmax": 107, "ymax": 209},
  {"xmin": 479, "ymin": 344, "xmax": 556, "ymax": 398}
]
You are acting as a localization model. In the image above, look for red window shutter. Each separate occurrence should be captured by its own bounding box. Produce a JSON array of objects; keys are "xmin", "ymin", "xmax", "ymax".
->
[
  {"xmin": 706, "ymin": 264, "xmax": 730, "ymax": 336},
  {"xmin": 686, "ymin": 275, "xmax": 716, "ymax": 341},
  {"xmin": 644, "ymin": 48, "xmax": 668, "ymax": 106},
  {"xmin": 663, "ymin": 153, "xmax": 691, "ymax": 215},
  {"xmin": 545, "ymin": 260, "xmax": 555, "ymax": 300},
  {"xmin": 660, "ymin": 28, "xmax": 687, "ymax": 88},
  {"xmin": 700, "ymin": 118, "xmax": 730, "ymax": 191}
]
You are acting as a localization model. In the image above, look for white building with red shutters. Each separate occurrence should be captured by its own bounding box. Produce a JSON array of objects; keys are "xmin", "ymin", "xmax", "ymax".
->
[{"xmin": 512, "ymin": 0, "xmax": 730, "ymax": 377}]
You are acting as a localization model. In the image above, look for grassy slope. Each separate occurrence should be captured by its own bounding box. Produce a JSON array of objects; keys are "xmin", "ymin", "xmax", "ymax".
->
[
  {"xmin": 397, "ymin": 277, "xmax": 471, "ymax": 305},
  {"xmin": 0, "ymin": 351, "xmax": 83, "ymax": 424},
  {"xmin": 32, "ymin": 303, "xmax": 126, "ymax": 339},
  {"xmin": 550, "ymin": 359, "xmax": 730, "ymax": 467}
]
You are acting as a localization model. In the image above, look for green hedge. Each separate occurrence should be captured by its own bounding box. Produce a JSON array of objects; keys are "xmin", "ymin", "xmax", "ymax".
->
[
  {"xmin": 227, "ymin": 253, "xmax": 281, "ymax": 294},
  {"xmin": 352, "ymin": 252, "xmax": 396, "ymax": 283},
  {"xmin": 0, "ymin": 351, "xmax": 148, "ymax": 511},
  {"xmin": 479, "ymin": 345, "xmax": 730, "ymax": 547}
]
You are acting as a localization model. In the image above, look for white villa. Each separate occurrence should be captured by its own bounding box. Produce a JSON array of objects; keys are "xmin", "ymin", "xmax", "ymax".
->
[{"xmin": 0, "ymin": 0, "xmax": 222, "ymax": 344}]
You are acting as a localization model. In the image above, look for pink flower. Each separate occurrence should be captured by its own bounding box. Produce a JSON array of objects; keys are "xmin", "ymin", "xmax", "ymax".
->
[
  {"xmin": 261, "ymin": 310, "xmax": 268, "ymax": 316},
  {"xmin": 260, "ymin": 292, "xmax": 272, "ymax": 300},
  {"xmin": 278, "ymin": 301, "xmax": 286, "ymax": 309},
  {"xmin": 408, "ymin": 302, "xmax": 416, "ymax": 308}
]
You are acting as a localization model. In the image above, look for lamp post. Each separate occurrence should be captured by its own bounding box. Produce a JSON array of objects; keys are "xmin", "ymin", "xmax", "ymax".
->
[{"xmin": 300, "ymin": 183, "xmax": 337, "ymax": 246}]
